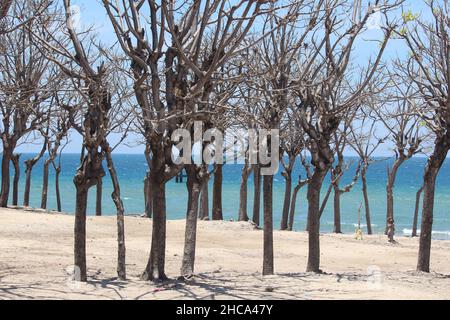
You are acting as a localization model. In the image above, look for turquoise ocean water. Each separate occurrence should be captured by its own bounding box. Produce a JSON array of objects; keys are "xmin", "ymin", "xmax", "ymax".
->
[{"xmin": 3, "ymin": 154, "xmax": 450, "ymax": 239}]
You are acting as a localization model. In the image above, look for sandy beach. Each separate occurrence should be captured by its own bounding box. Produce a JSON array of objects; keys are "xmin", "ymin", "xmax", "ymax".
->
[{"xmin": 0, "ymin": 207, "xmax": 449, "ymax": 300}]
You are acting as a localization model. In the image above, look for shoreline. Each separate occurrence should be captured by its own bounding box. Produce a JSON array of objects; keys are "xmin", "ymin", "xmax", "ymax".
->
[
  {"xmin": 6, "ymin": 205, "xmax": 450, "ymax": 242},
  {"xmin": 1, "ymin": 207, "xmax": 450, "ymax": 299}
]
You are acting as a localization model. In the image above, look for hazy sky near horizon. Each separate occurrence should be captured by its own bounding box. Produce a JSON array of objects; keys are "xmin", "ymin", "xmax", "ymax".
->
[{"xmin": 14, "ymin": 0, "xmax": 435, "ymax": 157}]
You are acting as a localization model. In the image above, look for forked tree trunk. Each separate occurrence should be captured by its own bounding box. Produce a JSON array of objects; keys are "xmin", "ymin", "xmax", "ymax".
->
[
  {"xmin": 41, "ymin": 158, "xmax": 51, "ymax": 209},
  {"xmin": 252, "ymin": 165, "xmax": 261, "ymax": 226},
  {"xmin": 181, "ymin": 166, "xmax": 201, "ymax": 278},
  {"xmin": 412, "ymin": 185, "xmax": 424, "ymax": 237},
  {"xmin": 280, "ymin": 170, "xmax": 292, "ymax": 230},
  {"xmin": 105, "ymin": 148, "xmax": 126, "ymax": 280},
  {"xmin": 73, "ymin": 151, "xmax": 105, "ymax": 282},
  {"xmin": 55, "ymin": 166, "xmax": 62, "ymax": 212},
  {"xmin": 96, "ymin": 178, "xmax": 102, "ymax": 216},
  {"xmin": 212, "ymin": 163, "xmax": 223, "ymax": 220},
  {"xmin": 1, "ymin": 147, "xmax": 13, "ymax": 207},
  {"xmin": 23, "ymin": 143, "xmax": 47, "ymax": 207},
  {"xmin": 306, "ymin": 168, "xmax": 327, "ymax": 273},
  {"xmin": 361, "ymin": 165, "xmax": 372, "ymax": 235},
  {"xmin": 142, "ymin": 174, "xmax": 167, "ymax": 281},
  {"xmin": 238, "ymin": 164, "xmax": 251, "ymax": 222},
  {"xmin": 74, "ymin": 184, "xmax": 88, "ymax": 282},
  {"xmin": 199, "ymin": 179, "xmax": 209, "ymax": 220},
  {"xmin": 417, "ymin": 140, "xmax": 448, "ymax": 272},
  {"xmin": 263, "ymin": 174, "xmax": 274, "ymax": 275},
  {"xmin": 11, "ymin": 153, "xmax": 20, "ymax": 206}
]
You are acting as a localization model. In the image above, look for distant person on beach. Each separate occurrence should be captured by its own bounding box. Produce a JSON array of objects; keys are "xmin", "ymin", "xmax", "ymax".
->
[{"xmin": 387, "ymin": 218, "xmax": 396, "ymax": 243}]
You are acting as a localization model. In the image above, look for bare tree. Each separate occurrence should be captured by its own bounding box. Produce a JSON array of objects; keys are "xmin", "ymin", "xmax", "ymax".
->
[
  {"xmin": 395, "ymin": 1, "xmax": 449, "ymax": 272},
  {"xmin": 348, "ymin": 108, "xmax": 387, "ymax": 234},
  {"xmin": 293, "ymin": 0, "xmax": 400, "ymax": 272},
  {"xmin": 103, "ymin": 0, "xmax": 268, "ymax": 281},
  {"xmin": 287, "ymin": 151, "xmax": 312, "ymax": 231},
  {"xmin": 279, "ymin": 111, "xmax": 307, "ymax": 230},
  {"xmin": 41, "ymin": 102, "xmax": 70, "ymax": 210},
  {"xmin": 23, "ymin": 126, "xmax": 49, "ymax": 207},
  {"xmin": 375, "ymin": 83, "xmax": 423, "ymax": 237},
  {"xmin": 329, "ymin": 116, "xmax": 362, "ymax": 233},
  {"xmin": 0, "ymin": 1, "xmax": 57, "ymax": 207},
  {"xmin": 242, "ymin": 0, "xmax": 322, "ymax": 275},
  {"xmin": 35, "ymin": 0, "xmax": 132, "ymax": 281}
]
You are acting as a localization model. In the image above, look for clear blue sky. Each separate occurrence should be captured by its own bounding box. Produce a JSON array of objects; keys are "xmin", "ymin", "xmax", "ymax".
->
[{"xmin": 16, "ymin": 0, "xmax": 432, "ymax": 156}]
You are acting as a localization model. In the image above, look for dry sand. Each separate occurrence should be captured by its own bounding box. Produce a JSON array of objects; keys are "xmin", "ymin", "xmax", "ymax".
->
[{"xmin": 0, "ymin": 207, "xmax": 449, "ymax": 300}]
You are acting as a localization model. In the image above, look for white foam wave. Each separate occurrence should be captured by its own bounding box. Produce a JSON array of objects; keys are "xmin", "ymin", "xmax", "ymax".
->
[{"xmin": 402, "ymin": 228, "xmax": 450, "ymax": 236}]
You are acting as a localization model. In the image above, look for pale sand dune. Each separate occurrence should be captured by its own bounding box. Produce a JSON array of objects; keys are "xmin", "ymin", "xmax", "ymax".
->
[{"xmin": 0, "ymin": 207, "xmax": 449, "ymax": 300}]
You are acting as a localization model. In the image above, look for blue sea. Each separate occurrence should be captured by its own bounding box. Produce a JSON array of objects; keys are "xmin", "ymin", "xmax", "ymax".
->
[{"xmin": 3, "ymin": 154, "xmax": 450, "ymax": 239}]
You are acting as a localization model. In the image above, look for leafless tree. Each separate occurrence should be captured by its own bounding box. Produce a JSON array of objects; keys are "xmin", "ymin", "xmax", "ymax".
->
[
  {"xmin": 35, "ymin": 0, "xmax": 132, "ymax": 281},
  {"xmin": 348, "ymin": 107, "xmax": 387, "ymax": 234},
  {"xmin": 293, "ymin": 0, "xmax": 401, "ymax": 272},
  {"xmin": 0, "ymin": 1, "xmax": 57, "ymax": 207},
  {"xmin": 394, "ymin": 0, "xmax": 449, "ymax": 272},
  {"xmin": 102, "ymin": 0, "xmax": 269, "ymax": 281},
  {"xmin": 287, "ymin": 151, "xmax": 312, "ymax": 231},
  {"xmin": 375, "ymin": 83, "xmax": 424, "ymax": 237},
  {"xmin": 40, "ymin": 98, "xmax": 71, "ymax": 210},
  {"xmin": 23, "ymin": 124, "xmax": 49, "ymax": 207},
  {"xmin": 328, "ymin": 115, "xmax": 362, "ymax": 233},
  {"xmin": 241, "ymin": 0, "xmax": 323, "ymax": 275},
  {"xmin": 279, "ymin": 111, "xmax": 308, "ymax": 230}
]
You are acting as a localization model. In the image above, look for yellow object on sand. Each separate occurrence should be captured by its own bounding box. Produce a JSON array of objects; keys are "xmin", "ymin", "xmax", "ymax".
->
[{"xmin": 355, "ymin": 228, "xmax": 363, "ymax": 240}]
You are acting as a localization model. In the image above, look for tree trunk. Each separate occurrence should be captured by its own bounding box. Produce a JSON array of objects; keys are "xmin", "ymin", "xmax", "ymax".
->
[
  {"xmin": 212, "ymin": 163, "xmax": 223, "ymax": 220},
  {"xmin": 23, "ymin": 161, "xmax": 33, "ymax": 207},
  {"xmin": 412, "ymin": 185, "xmax": 424, "ymax": 237},
  {"xmin": 333, "ymin": 187, "xmax": 342, "ymax": 233},
  {"xmin": 142, "ymin": 176, "xmax": 168, "ymax": 281},
  {"xmin": 385, "ymin": 159, "xmax": 404, "ymax": 234},
  {"xmin": 105, "ymin": 149, "xmax": 126, "ymax": 280},
  {"xmin": 318, "ymin": 183, "xmax": 333, "ymax": 219},
  {"xmin": 1, "ymin": 147, "xmax": 13, "ymax": 207},
  {"xmin": 55, "ymin": 166, "xmax": 62, "ymax": 212},
  {"xmin": 280, "ymin": 171, "xmax": 292, "ymax": 230},
  {"xmin": 41, "ymin": 159, "xmax": 51, "ymax": 209},
  {"xmin": 199, "ymin": 179, "xmax": 209, "ymax": 220},
  {"xmin": 96, "ymin": 178, "xmax": 102, "ymax": 216},
  {"xmin": 417, "ymin": 141, "xmax": 448, "ymax": 272},
  {"xmin": 144, "ymin": 172, "xmax": 153, "ymax": 218},
  {"xmin": 23, "ymin": 143, "xmax": 47, "ymax": 207},
  {"xmin": 74, "ymin": 184, "xmax": 88, "ymax": 282},
  {"xmin": 288, "ymin": 184, "xmax": 302, "ymax": 231},
  {"xmin": 252, "ymin": 165, "xmax": 261, "ymax": 226},
  {"xmin": 361, "ymin": 165, "xmax": 372, "ymax": 235},
  {"xmin": 263, "ymin": 174, "xmax": 274, "ymax": 275},
  {"xmin": 306, "ymin": 168, "xmax": 327, "ymax": 273},
  {"xmin": 181, "ymin": 166, "xmax": 201, "ymax": 278},
  {"xmin": 73, "ymin": 150, "xmax": 105, "ymax": 282},
  {"xmin": 238, "ymin": 164, "xmax": 250, "ymax": 222},
  {"xmin": 11, "ymin": 153, "xmax": 20, "ymax": 206}
]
